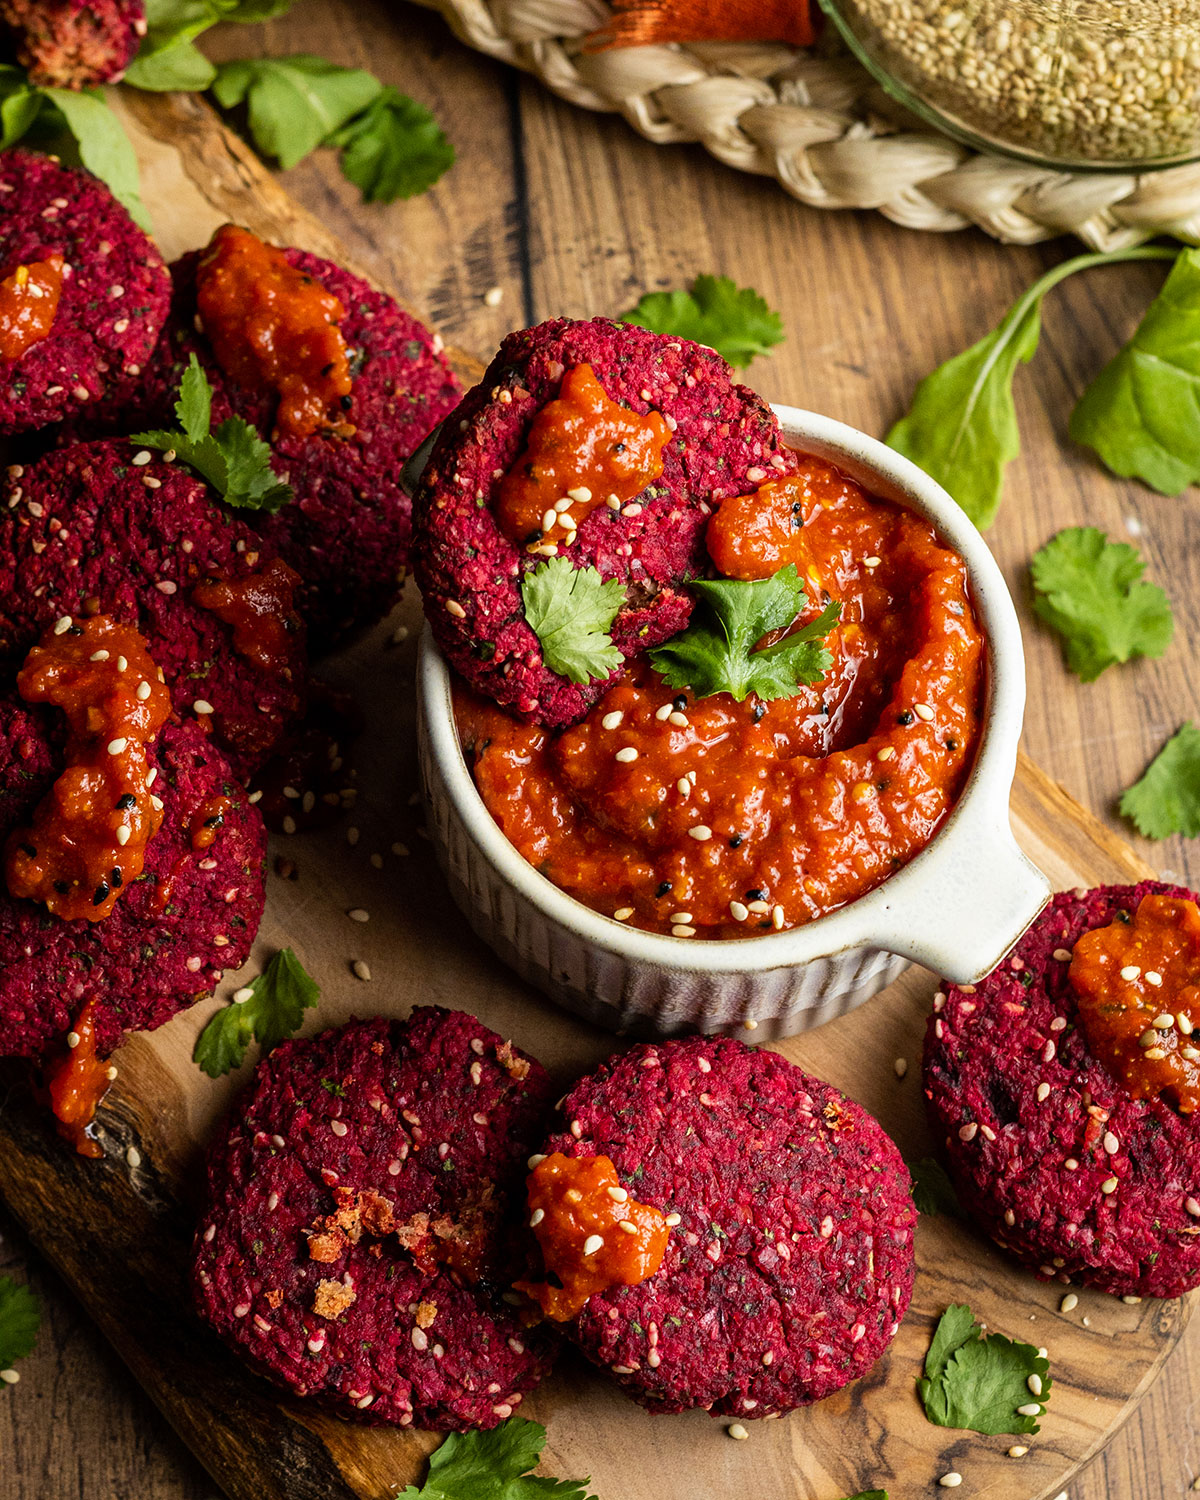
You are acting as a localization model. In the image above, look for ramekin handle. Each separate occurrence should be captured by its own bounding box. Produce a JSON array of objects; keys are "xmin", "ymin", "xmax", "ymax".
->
[{"xmin": 879, "ymin": 822, "xmax": 1051, "ymax": 983}]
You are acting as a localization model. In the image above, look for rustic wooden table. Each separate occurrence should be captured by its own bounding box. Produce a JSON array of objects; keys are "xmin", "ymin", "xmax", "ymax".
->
[{"xmin": 3, "ymin": 2, "xmax": 1199, "ymax": 1495}]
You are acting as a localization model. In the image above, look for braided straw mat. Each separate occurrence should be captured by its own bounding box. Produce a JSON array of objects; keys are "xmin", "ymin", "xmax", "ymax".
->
[{"xmin": 409, "ymin": 0, "xmax": 1200, "ymax": 248}]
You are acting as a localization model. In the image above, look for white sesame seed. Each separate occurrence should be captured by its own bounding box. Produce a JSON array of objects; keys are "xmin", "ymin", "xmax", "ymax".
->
[
  {"xmin": 668, "ymin": 711, "xmax": 688, "ymax": 727},
  {"xmin": 66, "ymin": 1031, "xmax": 81, "ymax": 1049},
  {"xmin": 877, "ymin": 745, "xmax": 895, "ymax": 761},
  {"xmin": 613, "ymin": 907, "xmax": 634, "ymax": 921},
  {"xmin": 528, "ymin": 1154, "xmax": 546, "ymax": 1169},
  {"xmin": 1122, "ymin": 1295, "xmax": 1142, "ymax": 1304},
  {"xmin": 617, "ymin": 1220, "xmax": 638, "ymax": 1235},
  {"xmin": 131, "ymin": 450, "xmax": 152, "ymax": 466},
  {"xmin": 116, "ymin": 825, "xmax": 131, "ymax": 846},
  {"xmin": 1101, "ymin": 1176, "xmax": 1119, "ymax": 1194},
  {"xmin": 1008, "ymin": 1445, "xmax": 1029, "ymax": 1457},
  {"xmin": 347, "ymin": 908, "xmax": 369, "ymax": 923},
  {"xmin": 665, "ymin": 1212, "xmax": 681, "ymax": 1226},
  {"xmin": 411, "ymin": 1327, "xmax": 429, "ymax": 1351},
  {"xmin": 1053, "ymin": 948, "xmax": 1073, "ymax": 962},
  {"xmin": 483, "ymin": 285, "xmax": 503, "ymax": 307},
  {"xmin": 107, "ymin": 738, "xmax": 128, "ymax": 754},
  {"xmin": 771, "ymin": 905, "xmax": 784, "ymax": 930},
  {"xmin": 116, "ymin": 656, "xmax": 127, "ymax": 672},
  {"xmin": 445, "ymin": 599, "xmax": 466, "ymax": 619},
  {"xmin": 90, "ymin": 650, "xmax": 109, "ymax": 662},
  {"xmin": 1027, "ymin": 1372, "xmax": 1043, "ymax": 1396},
  {"xmin": 136, "ymin": 680, "xmax": 151, "ymax": 700},
  {"xmin": 155, "ymin": 580, "xmax": 176, "ymax": 595},
  {"xmin": 582, "ymin": 1234, "xmax": 604, "ymax": 1256},
  {"xmin": 281, "ymin": 815, "xmax": 296, "ymax": 834},
  {"xmin": 894, "ymin": 1057, "xmax": 908, "ymax": 1079},
  {"xmin": 914, "ymin": 703, "xmax": 934, "ymax": 721},
  {"xmin": 622, "ymin": 503, "xmax": 643, "ymax": 518},
  {"xmin": 1153, "ymin": 1013, "xmax": 1175, "ymax": 1029},
  {"xmin": 864, "ymin": 555, "xmax": 882, "ymax": 568},
  {"xmin": 330, "ymin": 1120, "xmax": 348, "ymax": 1137},
  {"xmin": 53, "ymin": 615, "xmax": 72, "ymax": 635},
  {"xmin": 1146, "ymin": 970, "xmax": 1163, "ymax": 986},
  {"xmin": 672, "ymin": 925, "xmax": 696, "ymax": 938},
  {"xmin": 192, "ymin": 699, "xmax": 214, "ymax": 716},
  {"xmin": 607, "ymin": 1185, "xmax": 629, "ymax": 1202},
  {"xmin": 352, "ymin": 960, "xmax": 371, "ymax": 982},
  {"xmin": 727, "ymin": 1423, "xmax": 749, "ymax": 1441},
  {"xmin": 1120, "ymin": 965, "xmax": 1141, "ymax": 981},
  {"xmin": 656, "ymin": 703, "xmax": 673, "ymax": 721},
  {"xmin": 670, "ymin": 912, "xmax": 692, "ymax": 924},
  {"xmin": 1017, "ymin": 1402, "xmax": 1042, "ymax": 1417},
  {"xmin": 126, "ymin": 1146, "xmax": 141, "ymax": 1168},
  {"xmin": 1060, "ymin": 1292, "xmax": 1079, "ymax": 1312},
  {"xmin": 0, "ymin": 1370, "xmax": 20, "ymax": 1385},
  {"xmin": 1180, "ymin": 1014, "xmax": 1195, "ymax": 1035},
  {"xmin": 615, "ymin": 746, "xmax": 639, "ymax": 763},
  {"xmin": 939, "ymin": 1474, "xmax": 962, "ymax": 1489},
  {"xmin": 1186, "ymin": 1197, "xmax": 1200, "ymax": 1217},
  {"xmin": 729, "ymin": 901, "xmax": 749, "ymax": 922},
  {"xmin": 601, "ymin": 711, "xmax": 623, "ymax": 730},
  {"xmin": 688, "ymin": 825, "xmax": 712, "ymax": 841},
  {"xmin": 959, "ymin": 1122, "xmax": 978, "ymax": 1141}
]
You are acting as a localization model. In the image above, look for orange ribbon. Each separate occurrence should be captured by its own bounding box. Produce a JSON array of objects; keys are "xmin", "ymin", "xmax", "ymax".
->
[{"xmin": 589, "ymin": 0, "xmax": 816, "ymax": 50}]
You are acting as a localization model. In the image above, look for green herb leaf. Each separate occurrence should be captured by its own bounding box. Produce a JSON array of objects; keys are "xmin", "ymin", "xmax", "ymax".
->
[
  {"xmin": 0, "ymin": 66, "xmax": 44, "ymax": 147},
  {"xmin": 213, "ymin": 54, "xmax": 382, "ymax": 170},
  {"xmin": 621, "ymin": 275, "xmax": 784, "ymax": 369},
  {"xmin": 843, "ymin": 1492, "xmax": 888, "ymax": 1500},
  {"xmin": 126, "ymin": 0, "xmax": 295, "ymax": 91},
  {"xmin": 126, "ymin": 37, "xmax": 217, "ymax": 91},
  {"xmin": 0, "ymin": 1278, "xmax": 40, "ymax": 1371},
  {"xmin": 1030, "ymin": 527, "xmax": 1173, "ymax": 682},
  {"xmin": 193, "ymin": 948, "xmax": 319, "ymax": 1078},
  {"xmin": 887, "ymin": 247, "xmax": 1178, "ymax": 529},
  {"xmin": 38, "ymin": 88, "xmax": 150, "ymax": 230},
  {"xmin": 910, "ymin": 1157, "xmax": 961, "ymax": 1219},
  {"xmin": 132, "ymin": 355, "xmax": 293, "ymax": 512},
  {"xmin": 329, "ymin": 86, "xmax": 454, "ymax": 202},
  {"xmin": 648, "ymin": 565, "xmax": 839, "ymax": 702},
  {"xmin": 398, "ymin": 1418, "xmax": 597, "ymax": 1500},
  {"xmin": 1120, "ymin": 721, "xmax": 1200, "ymax": 840},
  {"xmin": 521, "ymin": 558, "xmax": 626, "ymax": 684},
  {"xmin": 918, "ymin": 1304, "xmax": 1050, "ymax": 1435},
  {"xmin": 1071, "ymin": 249, "xmax": 1200, "ymax": 495}
]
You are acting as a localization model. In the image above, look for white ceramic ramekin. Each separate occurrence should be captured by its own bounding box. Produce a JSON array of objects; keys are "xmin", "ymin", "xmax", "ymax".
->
[{"xmin": 416, "ymin": 405, "xmax": 1050, "ymax": 1041}]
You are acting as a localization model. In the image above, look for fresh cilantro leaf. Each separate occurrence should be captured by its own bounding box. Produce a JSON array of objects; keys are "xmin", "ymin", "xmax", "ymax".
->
[
  {"xmin": 36, "ymin": 88, "xmax": 151, "ymax": 230},
  {"xmin": 193, "ymin": 948, "xmax": 319, "ymax": 1078},
  {"xmin": 1030, "ymin": 527, "xmax": 1173, "ymax": 682},
  {"xmin": 910, "ymin": 1157, "xmax": 961, "ymax": 1219},
  {"xmin": 918, "ymin": 1304, "xmax": 1050, "ymax": 1435},
  {"xmin": 213, "ymin": 55, "xmax": 382, "ymax": 171},
  {"xmin": 886, "ymin": 247, "xmax": 1177, "ymax": 529},
  {"xmin": 1120, "ymin": 721, "xmax": 1200, "ymax": 840},
  {"xmin": 0, "ymin": 1278, "xmax": 40, "ymax": 1372},
  {"xmin": 126, "ymin": 0, "xmax": 295, "ymax": 91},
  {"xmin": 621, "ymin": 274, "xmax": 783, "ymax": 369},
  {"xmin": 843, "ymin": 1493, "xmax": 887, "ymax": 1500},
  {"xmin": 132, "ymin": 355, "xmax": 292, "ymax": 512},
  {"xmin": 398, "ymin": 1418, "xmax": 597, "ymax": 1500},
  {"xmin": 329, "ymin": 86, "xmax": 454, "ymax": 202},
  {"xmin": 1071, "ymin": 248, "xmax": 1200, "ymax": 495},
  {"xmin": 648, "ymin": 565, "xmax": 839, "ymax": 702},
  {"xmin": 521, "ymin": 558, "xmax": 626, "ymax": 684}
]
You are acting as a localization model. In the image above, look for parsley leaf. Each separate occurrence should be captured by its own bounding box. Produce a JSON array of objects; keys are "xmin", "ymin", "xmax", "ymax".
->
[
  {"xmin": 193, "ymin": 948, "xmax": 319, "ymax": 1078},
  {"xmin": 621, "ymin": 275, "xmax": 784, "ymax": 369},
  {"xmin": 398, "ymin": 1418, "xmax": 597, "ymax": 1500},
  {"xmin": 648, "ymin": 565, "xmax": 839, "ymax": 702},
  {"xmin": 1071, "ymin": 248, "xmax": 1200, "ymax": 495},
  {"xmin": 918, "ymin": 1304, "xmax": 1051, "ymax": 1435},
  {"xmin": 127, "ymin": 1, "xmax": 296, "ymax": 92},
  {"xmin": 329, "ymin": 86, "xmax": 455, "ymax": 203},
  {"xmin": 521, "ymin": 558, "xmax": 626, "ymax": 684},
  {"xmin": 213, "ymin": 55, "xmax": 382, "ymax": 171},
  {"xmin": 1120, "ymin": 721, "xmax": 1200, "ymax": 840},
  {"xmin": 0, "ymin": 1277, "xmax": 40, "ymax": 1372},
  {"xmin": 910, "ymin": 1157, "xmax": 961, "ymax": 1219},
  {"xmin": 1030, "ymin": 527, "xmax": 1173, "ymax": 682},
  {"xmin": 886, "ymin": 247, "xmax": 1177, "ymax": 529},
  {"xmin": 132, "ymin": 355, "xmax": 293, "ymax": 512}
]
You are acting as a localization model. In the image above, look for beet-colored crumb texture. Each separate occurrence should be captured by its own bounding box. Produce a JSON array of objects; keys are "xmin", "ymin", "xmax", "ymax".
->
[
  {"xmin": 0, "ymin": 0, "xmax": 145, "ymax": 86},
  {"xmin": 412, "ymin": 317, "xmax": 798, "ymax": 727},
  {"xmin": 537, "ymin": 1036, "xmax": 916, "ymax": 1416},
  {"xmin": 0, "ymin": 440, "xmax": 307, "ymax": 779},
  {"xmin": 0, "ymin": 702, "xmax": 264, "ymax": 1061},
  {"xmin": 924, "ymin": 880, "xmax": 1200, "ymax": 1299},
  {"xmin": 192, "ymin": 1010, "xmax": 559, "ymax": 1430},
  {"xmin": 0, "ymin": 149, "xmax": 168, "ymax": 433}
]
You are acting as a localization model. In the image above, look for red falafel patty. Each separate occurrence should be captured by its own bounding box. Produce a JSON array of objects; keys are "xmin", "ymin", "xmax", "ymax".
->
[
  {"xmin": 0, "ymin": 0, "xmax": 144, "ymax": 87},
  {"xmin": 0, "ymin": 696, "xmax": 265, "ymax": 1061},
  {"xmin": 0, "ymin": 149, "xmax": 168, "ymax": 433},
  {"xmin": 924, "ymin": 881, "xmax": 1200, "ymax": 1299},
  {"xmin": 192, "ymin": 1009, "xmax": 559, "ymax": 1430},
  {"xmin": 0, "ymin": 439, "xmax": 306, "ymax": 779},
  {"xmin": 526, "ymin": 1036, "xmax": 916, "ymax": 1417},
  {"xmin": 412, "ymin": 317, "xmax": 798, "ymax": 728}
]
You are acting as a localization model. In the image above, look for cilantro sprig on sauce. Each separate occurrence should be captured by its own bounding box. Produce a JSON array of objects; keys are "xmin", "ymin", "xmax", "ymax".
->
[
  {"xmin": 918, "ymin": 1304, "xmax": 1051, "ymax": 1435},
  {"xmin": 399, "ymin": 1417, "xmax": 596, "ymax": 1500},
  {"xmin": 133, "ymin": 356, "xmax": 293, "ymax": 513},
  {"xmin": 193, "ymin": 947, "xmax": 320, "ymax": 1078},
  {"xmin": 648, "ymin": 565, "xmax": 839, "ymax": 703},
  {"xmin": 0, "ymin": 1277, "xmax": 40, "ymax": 1379}
]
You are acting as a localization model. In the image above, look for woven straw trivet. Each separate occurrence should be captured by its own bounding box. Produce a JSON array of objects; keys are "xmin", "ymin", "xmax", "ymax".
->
[{"xmin": 409, "ymin": 0, "xmax": 1200, "ymax": 248}]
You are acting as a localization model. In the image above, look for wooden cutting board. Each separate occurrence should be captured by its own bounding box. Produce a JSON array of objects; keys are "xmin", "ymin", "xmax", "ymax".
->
[{"xmin": 0, "ymin": 88, "xmax": 1189, "ymax": 1500}]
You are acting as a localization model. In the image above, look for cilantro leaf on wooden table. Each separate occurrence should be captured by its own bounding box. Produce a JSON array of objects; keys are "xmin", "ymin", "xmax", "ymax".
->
[
  {"xmin": 1120, "ymin": 721, "xmax": 1200, "ymax": 840},
  {"xmin": 329, "ymin": 86, "xmax": 455, "ymax": 203},
  {"xmin": 886, "ymin": 246, "xmax": 1177, "ymax": 529},
  {"xmin": 648, "ymin": 565, "xmax": 839, "ymax": 702},
  {"xmin": 521, "ymin": 558, "xmax": 626, "ymax": 684},
  {"xmin": 1030, "ymin": 527, "xmax": 1173, "ymax": 682},
  {"xmin": 193, "ymin": 947, "xmax": 319, "ymax": 1077},
  {"xmin": 843, "ymin": 1492, "xmax": 888, "ymax": 1499},
  {"xmin": 132, "ymin": 355, "xmax": 293, "ymax": 512},
  {"xmin": 621, "ymin": 275, "xmax": 784, "ymax": 369},
  {"xmin": 126, "ymin": 0, "xmax": 296, "ymax": 91},
  {"xmin": 909, "ymin": 1157, "xmax": 962, "ymax": 1219},
  {"xmin": 1071, "ymin": 248, "xmax": 1200, "ymax": 495},
  {"xmin": 399, "ymin": 1419, "xmax": 597, "ymax": 1500},
  {"xmin": 0, "ymin": 1277, "xmax": 40, "ymax": 1375},
  {"xmin": 918, "ymin": 1303, "xmax": 1051, "ymax": 1435},
  {"xmin": 213, "ymin": 54, "xmax": 382, "ymax": 170}
]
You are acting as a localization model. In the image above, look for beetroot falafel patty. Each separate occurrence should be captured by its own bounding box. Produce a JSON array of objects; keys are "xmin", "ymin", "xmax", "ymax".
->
[
  {"xmin": 0, "ymin": 149, "xmax": 168, "ymax": 433},
  {"xmin": 924, "ymin": 881, "xmax": 1200, "ymax": 1299},
  {"xmin": 0, "ymin": 698, "xmax": 264, "ymax": 1061},
  {"xmin": 536, "ymin": 1036, "xmax": 915, "ymax": 1417},
  {"xmin": 412, "ymin": 317, "xmax": 797, "ymax": 728},
  {"xmin": 0, "ymin": 439, "xmax": 306, "ymax": 779},
  {"xmin": 192, "ymin": 1009, "xmax": 558, "ymax": 1430},
  {"xmin": 0, "ymin": 0, "xmax": 144, "ymax": 87}
]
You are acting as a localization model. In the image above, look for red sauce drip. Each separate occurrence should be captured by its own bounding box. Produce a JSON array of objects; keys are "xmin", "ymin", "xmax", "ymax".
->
[
  {"xmin": 1070, "ymin": 893, "xmax": 1200, "ymax": 1114},
  {"xmin": 5, "ymin": 617, "xmax": 171, "ymax": 923},
  {"xmin": 0, "ymin": 256, "xmax": 64, "ymax": 362},
  {"xmin": 195, "ymin": 224, "xmax": 353, "ymax": 440},
  {"xmin": 192, "ymin": 556, "xmax": 302, "ymax": 675},
  {"xmin": 44, "ymin": 1000, "xmax": 109, "ymax": 1158},
  {"xmin": 458, "ymin": 456, "xmax": 985, "ymax": 937},
  {"xmin": 496, "ymin": 363, "xmax": 671, "ymax": 544},
  {"xmin": 191, "ymin": 796, "xmax": 232, "ymax": 851},
  {"xmin": 515, "ymin": 1152, "xmax": 670, "ymax": 1321}
]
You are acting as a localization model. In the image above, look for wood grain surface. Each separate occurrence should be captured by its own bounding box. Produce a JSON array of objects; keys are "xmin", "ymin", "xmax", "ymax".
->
[{"xmin": 3, "ymin": 2, "xmax": 1200, "ymax": 1496}]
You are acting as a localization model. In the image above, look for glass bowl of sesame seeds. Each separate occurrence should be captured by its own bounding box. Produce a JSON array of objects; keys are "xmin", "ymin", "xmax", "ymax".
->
[{"xmin": 819, "ymin": 0, "xmax": 1200, "ymax": 169}]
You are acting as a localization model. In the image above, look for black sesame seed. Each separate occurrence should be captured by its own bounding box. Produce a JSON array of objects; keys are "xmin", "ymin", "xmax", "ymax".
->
[
  {"xmin": 673, "ymin": 696, "xmax": 688, "ymax": 711},
  {"xmin": 655, "ymin": 881, "xmax": 673, "ymax": 899},
  {"xmin": 93, "ymin": 881, "xmax": 110, "ymax": 906},
  {"xmin": 110, "ymin": 867, "xmax": 122, "ymax": 888},
  {"xmin": 116, "ymin": 793, "xmax": 137, "ymax": 810},
  {"xmin": 897, "ymin": 710, "xmax": 915, "ymax": 726},
  {"xmin": 745, "ymin": 887, "xmax": 765, "ymax": 902},
  {"xmin": 53, "ymin": 880, "xmax": 69, "ymax": 894},
  {"xmin": 729, "ymin": 834, "xmax": 744, "ymax": 849},
  {"xmin": 751, "ymin": 702, "xmax": 766, "ymax": 723}
]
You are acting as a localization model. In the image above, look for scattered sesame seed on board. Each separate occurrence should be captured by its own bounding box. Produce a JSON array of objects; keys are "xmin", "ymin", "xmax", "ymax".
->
[{"xmin": 727, "ymin": 1422, "xmax": 749, "ymax": 1440}]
